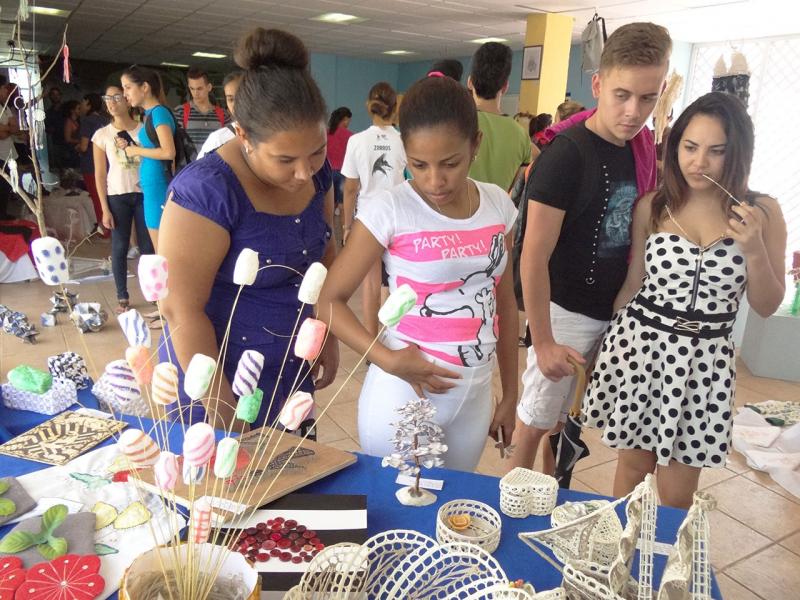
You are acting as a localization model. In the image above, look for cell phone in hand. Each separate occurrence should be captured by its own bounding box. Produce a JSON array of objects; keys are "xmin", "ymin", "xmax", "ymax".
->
[{"xmin": 116, "ymin": 131, "xmax": 134, "ymax": 145}]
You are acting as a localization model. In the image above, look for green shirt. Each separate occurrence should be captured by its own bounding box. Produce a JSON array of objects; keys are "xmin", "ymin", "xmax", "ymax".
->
[{"xmin": 469, "ymin": 111, "xmax": 531, "ymax": 191}]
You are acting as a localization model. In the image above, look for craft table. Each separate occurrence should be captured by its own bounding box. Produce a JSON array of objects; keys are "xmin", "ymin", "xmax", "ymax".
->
[{"xmin": 0, "ymin": 392, "xmax": 724, "ymax": 598}]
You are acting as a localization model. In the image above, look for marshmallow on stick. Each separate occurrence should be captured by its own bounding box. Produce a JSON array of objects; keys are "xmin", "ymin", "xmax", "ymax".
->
[
  {"xmin": 294, "ymin": 318, "xmax": 327, "ymax": 361},
  {"xmin": 190, "ymin": 498, "xmax": 212, "ymax": 543},
  {"xmin": 298, "ymin": 262, "xmax": 327, "ymax": 304},
  {"xmin": 231, "ymin": 350, "xmax": 264, "ymax": 397},
  {"xmin": 183, "ymin": 422, "xmax": 216, "ymax": 467},
  {"xmin": 154, "ymin": 451, "xmax": 179, "ymax": 491},
  {"xmin": 31, "ymin": 237, "xmax": 69, "ymax": 285},
  {"xmin": 233, "ymin": 248, "xmax": 259, "ymax": 286},
  {"xmin": 378, "ymin": 284, "xmax": 417, "ymax": 327},
  {"xmin": 184, "ymin": 353, "xmax": 216, "ymax": 400},
  {"xmin": 125, "ymin": 346, "xmax": 153, "ymax": 385},
  {"xmin": 138, "ymin": 254, "xmax": 169, "ymax": 301},
  {"xmin": 151, "ymin": 362, "xmax": 179, "ymax": 406},
  {"xmin": 105, "ymin": 359, "xmax": 141, "ymax": 405},
  {"xmin": 117, "ymin": 309, "xmax": 151, "ymax": 348},
  {"xmin": 213, "ymin": 437, "xmax": 239, "ymax": 479},
  {"xmin": 279, "ymin": 391, "xmax": 314, "ymax": 431},
  {"xmin": 117, "ymin": 429, "xmax": 160, "ymax": 467},
  {"xmin": 236, "ymin": 388, "xmax": 263, "ymax": 424}
]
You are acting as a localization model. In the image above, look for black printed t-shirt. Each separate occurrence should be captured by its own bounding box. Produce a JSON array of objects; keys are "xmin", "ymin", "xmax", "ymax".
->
[{"xmin": 527, "ymin": 122, "xmax": 637, "ymax": 321}]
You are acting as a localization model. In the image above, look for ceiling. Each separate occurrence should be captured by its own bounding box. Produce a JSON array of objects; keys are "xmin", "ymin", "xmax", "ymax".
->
[{"xmin": 0, "ymin": 0, "xmax": 798, "ymax": 68}]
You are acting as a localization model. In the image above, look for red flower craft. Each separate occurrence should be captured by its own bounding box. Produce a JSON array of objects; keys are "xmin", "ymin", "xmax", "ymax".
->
[
  {"xmin": 0, "ymin": 556, "xmax": 26, "ymax": 600},
  {"xmin": 16, "ymin": 555, "xmax": 104, "ymax": 600}
]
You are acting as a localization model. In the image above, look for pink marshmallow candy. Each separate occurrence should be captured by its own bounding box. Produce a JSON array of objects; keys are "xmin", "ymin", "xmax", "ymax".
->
[
  {"xmin": 183, "ymin": 422, "xmax": 216, "ymax": 467},
  {"xmin": 138, "ymin": 255, "xmax": 169, "ymax": 301},
  {"xmin": 190, "ymin": 498, "xmax": 212, "ymax": 543},
  {"xmin": 154, "ymin": 451, "xmax": 179, "ymax": 491},
  {"xmin": 294, "ymin": 318, "xmax": 327, "ymax": 361},
  {"xmin": 279, "ymin": 391, "xmax": 314, "ymax": 431}
]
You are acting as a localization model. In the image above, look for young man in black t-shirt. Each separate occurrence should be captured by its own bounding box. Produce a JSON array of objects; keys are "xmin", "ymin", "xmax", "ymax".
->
[{"xmin": 508, "ymin": 23, "xmax": 672, "ymax": 475}]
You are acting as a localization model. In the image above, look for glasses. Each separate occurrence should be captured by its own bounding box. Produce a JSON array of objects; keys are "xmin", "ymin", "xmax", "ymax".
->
[{"xmin": 102, "ymin": 94, "xmax": 124, "ymax": 103}]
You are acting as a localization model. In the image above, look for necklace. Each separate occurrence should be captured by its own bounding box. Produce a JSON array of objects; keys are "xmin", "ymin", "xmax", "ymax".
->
[{"xmin": 423, "ymin": 181, "xmax": 474, "ymax": 220}]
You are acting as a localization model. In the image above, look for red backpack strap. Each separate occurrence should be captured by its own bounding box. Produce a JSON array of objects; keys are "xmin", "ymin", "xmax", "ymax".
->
[
  {"xmin": 214, "ymin": 106, "xmax": 225, "ymax": 127},
  {"xmin": 182, "ymin": 102, "xmax": 190, "ymax": 130}
]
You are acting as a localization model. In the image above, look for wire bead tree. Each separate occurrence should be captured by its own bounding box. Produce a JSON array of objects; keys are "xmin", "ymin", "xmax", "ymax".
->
[{"xmin": 382, "ymin": 396, "xmax": 447, "ymax": 506}]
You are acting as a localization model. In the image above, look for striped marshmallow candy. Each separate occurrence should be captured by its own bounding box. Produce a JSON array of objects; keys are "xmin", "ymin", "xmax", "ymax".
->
[
  {"xmin": 231, "ymin": 350, "xmax": 264, "ymax": 397},
  {"xmin": 117, "ymin": 429, "xmax": 160, "ymax": 467},
  {"xmin": 183, "ymin": 422, "xmax": 216, "ymax": 467},
  {"xmin": 190, "ymin": 498, "xmax": 212, "ymax": 543},
  {"xmin": 104, "ymin": 359, "xmax": 141, "ymax": 404},
  {"xmin": 154, "ymin": 451, "xmax": 179, "ymax": 491},
  {"xmin": 151, "ymin": 362, "xmax": 180, "ymax": 406},
  {"xmin": 279, "ymin": 391, "xmax": 314, "ymax": 431},
  {"xmin": 117, "ymin": 309, "xmax": 151, "ymax": 348}
]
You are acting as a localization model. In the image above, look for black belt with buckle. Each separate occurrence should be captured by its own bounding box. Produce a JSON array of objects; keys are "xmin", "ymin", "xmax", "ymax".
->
[{"xmin": 628, "ymin": 296, "xmax": 735, "ymax": 339}]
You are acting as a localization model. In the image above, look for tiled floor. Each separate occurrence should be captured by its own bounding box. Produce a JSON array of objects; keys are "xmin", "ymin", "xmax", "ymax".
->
[{"xmin": 2, "ymin": 238, "xmax": 799, "ymax": 599}]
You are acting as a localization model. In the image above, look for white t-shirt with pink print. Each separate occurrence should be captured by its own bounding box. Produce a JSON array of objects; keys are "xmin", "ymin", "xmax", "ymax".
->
[{"xmin": 357, "ymin": 179, "xmax": 518, "ymax": 367}]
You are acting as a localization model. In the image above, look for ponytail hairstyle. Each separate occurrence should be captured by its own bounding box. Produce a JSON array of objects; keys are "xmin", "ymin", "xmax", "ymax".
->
[
  {"xmin": 399, "ymin": 75, "xmax": 478, "ymax": 144},
  {"xmin": 233, "ymin": 27, "xmax": 327, "ymax": 143},
  {"xmin": 121, "ymin": 65, "xmax": 167, "ymax": 105},
  {"xmin": 328, "ymin": 106, "xmax": 352, "ymax": 134},
  {"xmin": 367, "ymin": 82, "xmax": 397, "ymax": 121},
  {"xmin": 651, "ymin": 91, "xmax": 757, "ymax": 232}
]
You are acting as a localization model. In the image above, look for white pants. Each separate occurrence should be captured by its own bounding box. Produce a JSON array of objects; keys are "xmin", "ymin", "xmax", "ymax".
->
[
  {"xmin": 358, "ymin": 333, "xmax": 495, "ymax": 473},
  {"xmin": 517, "ymin": 302, "xmax": 609, "ymax": 429}
]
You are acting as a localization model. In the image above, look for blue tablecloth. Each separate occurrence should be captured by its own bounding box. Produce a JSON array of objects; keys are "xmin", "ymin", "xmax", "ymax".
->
[{"xmin": 0, "ymin": 391, "xmax": 723, "ymax": 598}]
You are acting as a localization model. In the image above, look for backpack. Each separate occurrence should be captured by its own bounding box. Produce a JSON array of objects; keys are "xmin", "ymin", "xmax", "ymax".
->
[
  {"xmin": 144, "ymin": 108, "xmax": 196, "ymax": 179},
  {"xmin": 512, "ymin": 124, "xmax": 601, "ymax": 311},
  {"xmin": 581, "ymin": 13, "xmax": 607, "ymax": 73},
  {"xmin": 181, "ymin": 102, "xmax": 226, "ymax": 130}
]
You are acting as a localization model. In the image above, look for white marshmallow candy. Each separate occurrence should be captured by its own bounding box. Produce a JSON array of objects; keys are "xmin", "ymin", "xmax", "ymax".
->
[
  {"xmin": 184, "ymin": 353, "xmax": 217, "ymax": 400},
  {"xmin": 298, "ymin": 262, "xmax": 327, "ymax": 305},
  {"xmin": 31, "ymin": 237, "xmax": 69, "ymax": 285},
  {"xmin": 233, "ymin": 248, "xmax": 259, "ymax": 286},
  {"xmin": 117, "ymin": 309, "xmax": 151, "ymax": 348},
  {"xmin": 138, "ymin": 254, "xmax": 169, "ymax": 301}
]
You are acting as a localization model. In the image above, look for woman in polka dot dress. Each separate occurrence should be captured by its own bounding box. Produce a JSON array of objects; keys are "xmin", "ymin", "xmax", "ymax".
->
[{"xmin": 583, "ymin": 92, "xmax": 787, "ymax": 508}]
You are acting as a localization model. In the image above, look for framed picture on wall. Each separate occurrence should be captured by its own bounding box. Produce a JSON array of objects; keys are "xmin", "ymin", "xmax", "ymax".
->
[{"xmin": 522, "ymin": 45, "xmax": 543, "ymax": 80}]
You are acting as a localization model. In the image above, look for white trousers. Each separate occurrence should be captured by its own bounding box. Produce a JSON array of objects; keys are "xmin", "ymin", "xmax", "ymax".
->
[{"xmin": 357, "ymin": 333, "xmax": 495, "ymax": 473}]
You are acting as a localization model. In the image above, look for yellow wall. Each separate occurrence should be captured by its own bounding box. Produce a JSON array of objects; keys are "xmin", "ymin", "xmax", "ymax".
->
[{"xmin": 519, "ymin": 13, "xmax": 574, "ymax": 117}]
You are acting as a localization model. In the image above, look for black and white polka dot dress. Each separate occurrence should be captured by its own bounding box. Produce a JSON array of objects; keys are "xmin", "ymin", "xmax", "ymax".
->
[{"xmin": 583, "ymin": 233, "xmax": 747, "ymax": 468}]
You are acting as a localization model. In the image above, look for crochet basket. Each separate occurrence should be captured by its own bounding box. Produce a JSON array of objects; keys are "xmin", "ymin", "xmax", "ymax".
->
[
  {"xmin": 436, "ymin": 499, "xmax": 502, "ymax": 554},
  {"xmin": 500, "ymin": 467, "xmax": 558, "ymax": 517}
]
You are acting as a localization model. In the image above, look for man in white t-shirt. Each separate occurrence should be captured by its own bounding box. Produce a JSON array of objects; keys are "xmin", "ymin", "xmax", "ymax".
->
[
  {"xmin": 340, "ymin": 82, "xmax": 407, "ymax": 335},
  {"xmin": 197, "ymin": 71, "xmax": 243, "ymax": 159}
]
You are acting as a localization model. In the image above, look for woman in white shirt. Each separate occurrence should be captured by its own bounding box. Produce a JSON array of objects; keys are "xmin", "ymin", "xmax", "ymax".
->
[
  {"xmin": 341, "ymin": 82, "xmax": 407, "ymax": 335},
  {"xmin": 92, "ymin": 85, "xmax": 154, "ymax": 313}
]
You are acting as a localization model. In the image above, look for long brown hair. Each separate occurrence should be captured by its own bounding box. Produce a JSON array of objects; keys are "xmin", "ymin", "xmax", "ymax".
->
[{"xmin": 650, "ymin": 92, "xmax": 755, "ymax": 231}]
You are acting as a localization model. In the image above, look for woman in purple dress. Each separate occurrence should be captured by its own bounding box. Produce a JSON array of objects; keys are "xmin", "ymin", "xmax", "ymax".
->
[{"xmin": 158, "ymin": 27, "xmax": 339, "ymax": 429}]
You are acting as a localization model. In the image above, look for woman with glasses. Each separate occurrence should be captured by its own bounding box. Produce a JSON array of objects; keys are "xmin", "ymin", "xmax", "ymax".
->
[{"xmin": 93, "ymin": 86, "xmax": 154, "ymax": 314}]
